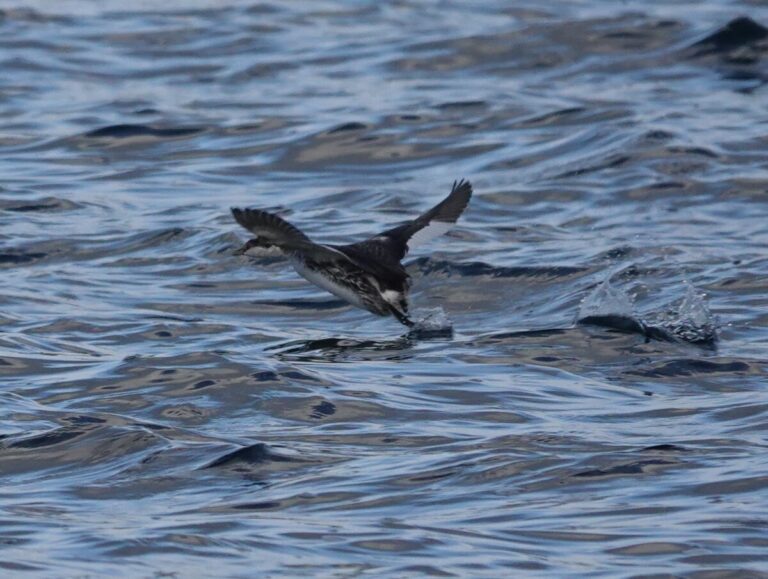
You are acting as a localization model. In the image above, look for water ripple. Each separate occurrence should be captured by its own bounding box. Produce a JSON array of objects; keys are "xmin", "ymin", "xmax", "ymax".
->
[{"xmin": 0, "ymin": 1, "xmax": 767, "ymax": 576}]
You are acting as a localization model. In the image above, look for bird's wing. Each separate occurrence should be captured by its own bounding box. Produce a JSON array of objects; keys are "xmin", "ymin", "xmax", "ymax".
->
[
  {"xmin": 330, "ymin": 243, "xmax": 410, "ymax": 292},
  {"xmin": 232, "ymin": 207, "xmax": 358, "ymax": 266},
  {"xmin": 348, "ymin": 179, "xmax": 472, "ymax": 262},
  {"xmin": 231, "ymin": 207, "xmax": 314, "ymax": 251}
]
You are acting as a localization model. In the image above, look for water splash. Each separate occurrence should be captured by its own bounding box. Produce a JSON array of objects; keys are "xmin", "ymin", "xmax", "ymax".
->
[
  {"xmin": 578, "ymin": 276, "xmax": 718, "ymax": 345},
  {"xmin": 409, "ymin": 307, "xmax": 454, "ymax": 337},
  {"xmin": 646, "ymin": 283, "xmax": 719, "ymax": 345},
  {"xmin": 578, "ymin": 277, "xmax": 635, "ymax": 319},
  {"xmin": 577, "ymin": 278, "xmax": 647, "ymax": 335}
]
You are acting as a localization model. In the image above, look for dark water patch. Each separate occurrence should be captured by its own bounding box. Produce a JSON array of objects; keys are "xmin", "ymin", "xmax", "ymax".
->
[
  {"xmin": 410, "ymin": 257, "xmax": 588, "ymax": 279},
  {"xmin": 649, "ymin": 180, "xmax": 687, "ymax": 190},
  {"xmin": 516, "ymin": 107, "xmax": 586, "ymax": 127},
  {"xmin": 578, "ymin": 314, "xmax": 652, "ymax": 337},
  {"xmin": 392, "ymin": 15, "xmax": 683, "ymax": 75},
  {"xmin": 690, "ymin": 17, "xmax": 768, "ymax": 56},
  {"xmin": 0, "ymin": 196, "xmax": 82, "ymax": 213},
  {"xmin": 640, "ymin": 444, "xmax": 688, "ymax": 453},
  {"xmin": 97, "ymin": 227, "xmax": 193, "ymax": 256},
  {"xmin": 252, "ymin": 371, "xmax": 279, "ymax": 382},
  {"xmin": 613, "ymin": 264, "xmax": 660, "ymax": 280},
  {"xmin": 407, "ymin": 324, "xmax": 454, "ymax": 340},
  {"xmin": 601, "ymin": 245, "xmax": 635, "ymax": 260},
  {"xmin": 272, "ymin": 125, "xmax": 501, "ymax": 171},
  {"xmin": 231, "ymin": 501, "xmax": 282, "ymax": 511},
  {"xmin": 0, "ymin": 561, "xmax": 44, "ymax": 572},
  {"xmin": 132, "ymin": 421, "xmax": 173, "ymax": 433},
  {"xmin": 406, "ymin": 468, "xmax": 459, "ymax": 484},
  {"xmin": 572, "ymin": 459, "xmax": 679, "ymax": 479},
  {"xmin": 0, "ymin": 424, "xmax": 165, "ymax": 476},
  {"xmin": 473, "ymin": 328, "xmax": 570, "ymax": 344},
  {"xmin": 60, "ymin": 414, "xmax": 107, "ymax": 426},
  {"xmin": 83, "ymin": 124, "xmax": 205, "ymax": 139},
  {"xmin": 724, "ymin": 70, "xmax": 768, "ymax": 91},
  {"xmin": 310, "ymin": 400, "xmax": 337, "ymax": 419},
  {"xmin": 643, "ymin": 129, "xmax": 676, "ymax": 142},
  {"xmin": 624, "ymin": 358, "xmax": 756, "ymax": 379},
  {"xmin": 556, "ymin": 154, "xmax": 631, "ymax": 179},
  {"xmin": 666, "ymin": 146, "xmax": 720, "ymax": 159},
  {"xmin": 607, "ymin": 541, "xmax": 693, "ymax": 556},
  {"xmin": 684, "ymin": 16, "xmax": 768, "ymax": 90},
  {"xmin": 692, "ymin": 475, "xmax": 768, "ymax": 496},
  {"xmin": 208, "ymin": 491, "xmax": 363, "ymax": 514},
  {"xmin": 578, "ymin": 315, "xmax": 718, "ymax": 346},
  {"xmin": 326, "ymin": 122, "xmax": 368, "ymax": 133},
  {"xmin": 249, "ymin": 298, "xmax": 348, "ymax": 311},
  {"xmin": 435, "ymin": 100, "xmax": 487, "ymax": 110},
  {"xmin": 262, "ymin": 393, "xmax": 405, "ymax": 425},
  {"xmin": 0, "ymin": 250, "xmax": 47, "ymax": 265},
  {"xmin": 468, "ymin": 325, "xmax": 694, "ymax": 378},
  {"xmin": 278, "ymin": 369, "xmax": 326, "ymax": 384},
  {"xmin": 270, "ymin": 336, "xmax": 414, "ymax": 362},
  {"xmin": 7, "ymin": 427, "xmax": 85, "ymax": 449},
  {"xmin": 230, "ymin": 60, "xmax": 300, "ymax": 81},
  {"xmin": 395, "ymin": 565, "xmax": 455, "ymax": 577},
  {"xmin": 203, "ymin": 443, "xmax": 302, "ymax": 470},
  {"xmin": 0, "ymin": 8, "xmax": 73, "ymax": 24},
  {"xmin": 191, "ymin": 379, "xmax": 216, "ymax": 390}
]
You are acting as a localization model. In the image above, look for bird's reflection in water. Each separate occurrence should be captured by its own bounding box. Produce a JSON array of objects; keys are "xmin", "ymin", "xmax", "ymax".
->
[{"xmin": 267, "ymin": 326, "xmax": 453, "ymax": 362}]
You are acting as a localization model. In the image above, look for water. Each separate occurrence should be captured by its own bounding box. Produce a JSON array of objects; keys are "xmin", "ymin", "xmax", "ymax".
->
[
  {"xmin": 1, "ymin": 1, "xmax": 768, "ymax": 576},
  {"xmin": 578, "ymin": 275, "xmax": 719, "ymax": 345}
]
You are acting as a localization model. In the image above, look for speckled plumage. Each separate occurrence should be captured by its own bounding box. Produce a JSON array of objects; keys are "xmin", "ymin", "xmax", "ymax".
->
[{"xmin": 232, "ymin": 179, "xmax": 472, "ymax": 327}]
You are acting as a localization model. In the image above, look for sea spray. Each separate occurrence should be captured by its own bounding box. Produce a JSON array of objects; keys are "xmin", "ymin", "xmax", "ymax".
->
[
  {"xmin": 645, "ymin": 282, "xmax": 719, "ymax": 344},
  {"xmin": 578, "ymin": 277, "xmax": 635, "ymax": 320},
  {"xmin": 577, "ymin": 277, "xmax": 647, "ymax": 335},
  {"xmin": 578, "ymin": 274, "xmax": 718, "ymax": 345},
  {"xmin": 409, "ymin": 307, "xmax": 454, "ymax": 337}
]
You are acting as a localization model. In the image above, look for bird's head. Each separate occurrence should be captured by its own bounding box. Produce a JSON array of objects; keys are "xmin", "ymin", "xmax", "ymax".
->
[{"xmin": 233, "ymin": 237, "xmax": 274, "ymax": 255}]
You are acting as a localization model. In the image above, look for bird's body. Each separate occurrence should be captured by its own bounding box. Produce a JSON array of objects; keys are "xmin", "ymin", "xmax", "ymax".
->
[{"xmin": 232, "ymin": 179, "xmax": 472, "ymax": 327}]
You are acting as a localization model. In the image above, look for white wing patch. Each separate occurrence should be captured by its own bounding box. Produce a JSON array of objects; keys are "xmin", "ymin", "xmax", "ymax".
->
[
  {"xmin": 407, "ymin": 220, "xmax": 453, "ymax": 250},
  {"xmin": 382, "ymin": 289, "xmax": 402, "ymax": 305}
]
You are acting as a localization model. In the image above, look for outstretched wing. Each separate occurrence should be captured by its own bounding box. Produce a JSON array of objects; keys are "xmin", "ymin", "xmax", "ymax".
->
[
  {"xmin": 345, "ymin": 179, "xmax": 472, "ymax": 262},
  {"xmin": 231, "ymin": 207, "xmax": 313, "ymax": 251}
]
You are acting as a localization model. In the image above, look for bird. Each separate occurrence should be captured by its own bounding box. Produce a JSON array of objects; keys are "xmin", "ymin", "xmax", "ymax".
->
[{"xmin": 231, "ymin": 179, "xmax": 472, "ymax": 327}]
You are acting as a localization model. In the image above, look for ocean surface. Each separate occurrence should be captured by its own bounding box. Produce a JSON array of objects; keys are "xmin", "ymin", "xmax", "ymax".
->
[{"xmin": 1, "ymin": 1, "xmax": 767, "ymax": 576}]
